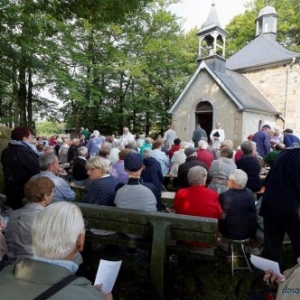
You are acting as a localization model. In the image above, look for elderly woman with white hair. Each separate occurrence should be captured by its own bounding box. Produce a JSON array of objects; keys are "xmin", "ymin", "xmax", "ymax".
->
[
  {"xmin": 196, "ymin": 140, "xmax": 214, "ymax": 170},
  {"xmin": 174, "ymin": 166, "xmax": 222, "ymax": 221},
  {"xmin": 217, "ymin": 169, "xmax": 256, "ymax": 250},
  {"xmin": 0, "ymin": 202, "xmax": 112, "ymax": 299},
  {"xmin": 83, "ymin": 156, "xmax": 118, "ymax": 206},
  {"xmin": 208, "ymin": 147, "xmax": 237, "ymax": 194},
  {"xmin": 271, "ymin": 125, "xmax": 284, "ymax": 144}
]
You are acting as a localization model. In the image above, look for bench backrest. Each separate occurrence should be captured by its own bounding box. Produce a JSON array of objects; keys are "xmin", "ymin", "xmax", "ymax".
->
[{"xmin": 76, "ymin": 203, "xmax": 218, "ymax": 245}]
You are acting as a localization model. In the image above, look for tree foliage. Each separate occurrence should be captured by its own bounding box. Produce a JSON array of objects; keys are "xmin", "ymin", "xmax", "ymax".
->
[
  {"xmin": 225, "ymin": 0, "xmax": 300, "ymax": 57},
  {"xmin": 35, "ymin": 121, "xmax": 65, "ymax": 135},
  {"xmin": 2, "ymin": 0, "xmax": 299, "ymax": 136},
  {"xmin": 0, "ymin": 0, "xmax": 156, "ymax": 129}
]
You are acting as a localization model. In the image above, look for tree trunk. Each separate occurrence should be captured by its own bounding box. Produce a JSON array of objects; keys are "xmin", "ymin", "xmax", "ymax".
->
[
  {"xmin": 12, "ymin": 66, "xmax": 19, "ymax": 127},
  {"xmin": 146, "ymin": 111, "xmax": 150, "ymax": 136},
  {"xmin": 18, "ymin": 58, "xmax": 27, "ymax": 126},
  {"xmin": 27, "ymin": 69, "xmax": 33, "ymax": 128}
]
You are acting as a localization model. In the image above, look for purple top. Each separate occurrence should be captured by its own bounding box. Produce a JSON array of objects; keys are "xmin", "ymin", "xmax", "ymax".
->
[{"xmin": 110, "ymin": 160, "xmax": 128, "ymax": 184}]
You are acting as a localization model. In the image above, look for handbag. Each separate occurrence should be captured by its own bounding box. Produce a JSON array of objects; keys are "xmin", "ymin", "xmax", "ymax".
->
[
  {"xmin": 236, "ymin": 273, "xmax": 277, "ymax": 300},
  {"xmin": 33, "ymin": 274, "xmax": 78, "ymax": 300}
]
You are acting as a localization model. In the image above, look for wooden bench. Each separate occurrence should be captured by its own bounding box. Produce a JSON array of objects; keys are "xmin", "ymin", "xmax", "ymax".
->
[
  {"xmin": 76, "ymin": 203, "xmax": 218, "ymax": 300},
  {"xmin": 161, "ymin": 191, "xmax": 176, "ymax": 208},
  {"xmin": 69, "ymin": 182, "xmax": 86, "ymax": 200}
]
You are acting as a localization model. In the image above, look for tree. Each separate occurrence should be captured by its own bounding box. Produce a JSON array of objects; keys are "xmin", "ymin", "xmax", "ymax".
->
[
  {"xmin": 225, "ymin": 0, "xmax": 300, "ymax": 56},
  {"xmin": 35, "ymin": 121, "xmax": 65, "ymax": 135},
  {"xmin": 58, "ymin": 0, "xmax": 197, "ymax": 136},
  {"xmin": 0, "ymin": 0, "xmax": 156, "ymax": 128}
]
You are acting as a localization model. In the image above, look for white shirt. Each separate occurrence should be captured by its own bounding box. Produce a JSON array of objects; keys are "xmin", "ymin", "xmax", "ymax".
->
[
  {"xmin": 120, "ymin": 132, "xmax": 135, "ymax": 147},
  {"xmin": 210, "ymin": 128, "xmax": 225, "ymax": 150}
]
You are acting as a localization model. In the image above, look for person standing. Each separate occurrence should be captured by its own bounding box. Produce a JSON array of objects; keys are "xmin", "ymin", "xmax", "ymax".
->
[
  {"xmin": 163, "ymin": 125, "xmax": 177, "ymax": 149},
  {"xmin": 252, "ymin": 124, "xmax": 271, "ymax": 157},
  {"xmin": 86, "ymin": 130, "xmax": 105, "ymax": 157},
  {"xmin": 80, "ymin": 127, "xmax": 90, "ymax": 140},
  {"xmin": 236, "ymin": 141, "xmax": 262, "ymax": 193},
  {"xmin": 192, "ymin": 124, "xmax": 207, "ymax": 148},
  {"xmin": 210, "ymin": 122, "xmax": 225, "ymax": 150},
  {"xmin": 1, "ymin": 127, "xmax": 40, "ymax": 210},
  {"xmin": 260, "ymin": 148, "xmax": 300, "ymax": 271},
  {"xmin": 283, "ymin": 128, "xmax": 300, "ymax": 148},
  {"xmin": 58, "ymin": 137, "xmax": 71, "ymax": 164},
  {"xmin": 67, "ymin": 138, "xmax": 80, "ymax": 166},
  {"xmin": 119, "ymin": 127, "xmax": 135, "ymax": 148}
]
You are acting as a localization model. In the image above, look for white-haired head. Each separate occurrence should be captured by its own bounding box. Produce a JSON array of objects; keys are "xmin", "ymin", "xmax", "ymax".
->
[
  {"xmin": 32, "ymin": 202, "xmax": 85, "ymax": 259},
  {"xmin": 78, "ymin": 146, "xmax": 88, "ymax": 157},
  {"xmin": 180, "ymin": 141, "xmax": 190, "ymax": 149},
  {"xmin": 143, "ymin": 149, "xmax": 153, "ymax": 159},
  {"xmin": 198, "ymin": 140, "xmax": 208, "ymax": 149},
  {"xmin": 228, "ymin": 169, "xmax": 248, "ymax": 188},
  {"xmin": 93, "ymin": 130, "xmax": 100, "ymax": 137},
  {"xmin": 86, "ymin": 156, "xmax": 110, "ymax": 173},
  {"xmin": 188, "ymin": 166, "xmax": 207, "ymax": 186}
]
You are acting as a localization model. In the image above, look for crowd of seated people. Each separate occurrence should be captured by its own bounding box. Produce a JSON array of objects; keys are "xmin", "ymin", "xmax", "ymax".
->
[
  {"xmin": 1, "ymin": 123, "xmax": 300, "ymax": 299},
  {"xmin": 208, "ymin": 147, "xmax": 237, "ymax": 194}
]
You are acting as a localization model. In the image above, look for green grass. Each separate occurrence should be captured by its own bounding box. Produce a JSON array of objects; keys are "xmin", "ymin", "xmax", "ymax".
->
[{"xmin": 83, "ymin": 243, "xmax": 294, "ymax": 300}]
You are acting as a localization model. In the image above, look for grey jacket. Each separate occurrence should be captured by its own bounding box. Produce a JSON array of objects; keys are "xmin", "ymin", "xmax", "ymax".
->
[
  {"xmin": 0, "ymin": 258, "xmax": 104, "ymax": 299},
  {"xmin": 5, "ymin": 203, "xmax": 44, "ymax": 257}
]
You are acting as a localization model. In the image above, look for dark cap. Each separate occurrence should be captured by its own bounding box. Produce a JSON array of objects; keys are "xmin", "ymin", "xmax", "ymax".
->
[
  {"xmin": 284, "ymin": 128, "xmax": 293, "ymax": 134},
  {"xmin": 124, "ymin": 153, "xmax": 143, "ymax": 171},
  {"xmin": 184, "ymin": 147, "xmax": 196, "ymax": 156},
  {"xmin": 173, "ymin": 138, "xmax": 181, "ymax": 145}
]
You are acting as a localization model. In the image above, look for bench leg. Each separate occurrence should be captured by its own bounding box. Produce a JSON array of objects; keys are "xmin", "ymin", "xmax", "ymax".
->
[{"xmin": 150, "ymin": 221, "xmax": 171, "ymax": 300}]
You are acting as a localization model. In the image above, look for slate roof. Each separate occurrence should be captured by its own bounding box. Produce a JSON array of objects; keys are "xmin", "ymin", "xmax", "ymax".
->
[
  {"xmin": 214, "ymin": 69, "xmax": 279, "ymax": 114},
  {"xmin": 257, "ymin": 5, "xmax": 278, "ymax": 18},
  {"xmin": 197, "ymin": 3, "xmax": 227, "ymax": 37},
  {"xmin": 226, "ymin": 34, "xmax": 300, "ymax": 71},
  {"xmin": 169, "ymin": 61, "xmax": 280, "ymax": 115}
]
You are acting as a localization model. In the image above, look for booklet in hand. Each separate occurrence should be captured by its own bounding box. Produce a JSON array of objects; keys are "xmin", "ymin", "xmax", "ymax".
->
[
  {"xmin": 250, "ymin": 255, "xmax": 285, "ymax": 281},
  {"xmin": 94, "ymin": 259, "xmax": 122, "ymax": 293},
  {"xmin": 213, "ymin": 131, "xmax": 220, "ymax": 137}
]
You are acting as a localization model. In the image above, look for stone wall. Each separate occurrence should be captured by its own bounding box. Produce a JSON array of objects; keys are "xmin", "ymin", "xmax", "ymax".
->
[
  {"xmin": 172, "ymin": 71, "xmax": 240, "ymax": 145},
  {"xmin": 243, "ymin": 111, "xmax": 277, "ymax": 141},
  {"xmin": 245, "ymin": 63, "xmax": 300, "ymax": 135}
]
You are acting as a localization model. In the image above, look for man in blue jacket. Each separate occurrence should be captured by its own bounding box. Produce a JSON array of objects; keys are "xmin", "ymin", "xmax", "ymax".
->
[
  {"xmin": 283, "ymin": 128, "xmax": 300, "ymax": 148},
  {"xmin": 252, "ymin": 124, "xmax": 271, "ymax": 157}
]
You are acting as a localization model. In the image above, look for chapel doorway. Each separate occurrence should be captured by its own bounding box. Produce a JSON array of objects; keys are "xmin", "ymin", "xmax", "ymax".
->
[{"xmin": 195, "ymin": 101, "xmax": 213, "ymax": 143}]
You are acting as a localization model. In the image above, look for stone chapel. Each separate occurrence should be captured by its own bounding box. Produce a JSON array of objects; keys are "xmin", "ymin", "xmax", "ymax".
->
[{"xmin": 169, "ymin": 3, "xmax": 300, "ymax": 147}]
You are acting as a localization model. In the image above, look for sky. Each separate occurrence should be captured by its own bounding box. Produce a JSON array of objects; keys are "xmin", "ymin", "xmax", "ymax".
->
[{"xmin": 169, "ymin": 0, "xmax": 250, "ymax": 31}]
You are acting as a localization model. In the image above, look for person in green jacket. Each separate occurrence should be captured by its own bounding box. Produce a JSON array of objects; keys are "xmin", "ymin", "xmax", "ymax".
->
[{"xmin": 0, "ymin": 202, "xmax": 113, "ymax": 300}]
